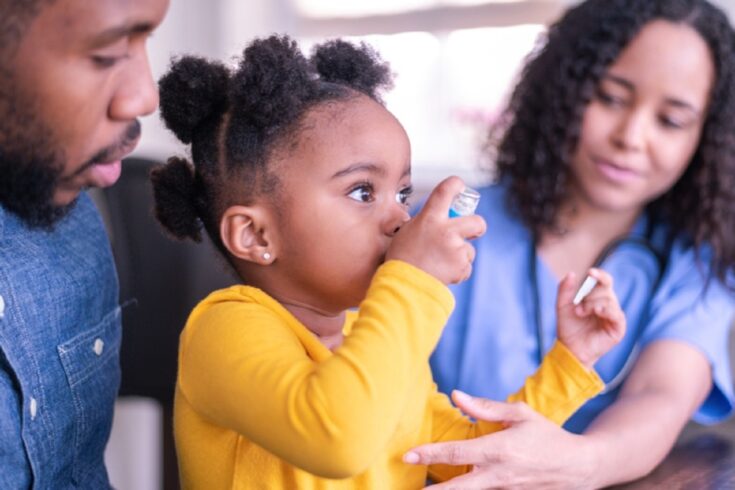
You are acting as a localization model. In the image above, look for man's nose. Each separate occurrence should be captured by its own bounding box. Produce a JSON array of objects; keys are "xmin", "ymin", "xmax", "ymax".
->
[{"xmin": 109, "ymin": 49, "xmax": 159, "ymax": 121}]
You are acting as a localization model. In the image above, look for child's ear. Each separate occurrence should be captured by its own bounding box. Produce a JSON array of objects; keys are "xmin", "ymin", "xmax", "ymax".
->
[{"xmin": 220, "ymin": 205, "xmax": 277, "ymax": 265}]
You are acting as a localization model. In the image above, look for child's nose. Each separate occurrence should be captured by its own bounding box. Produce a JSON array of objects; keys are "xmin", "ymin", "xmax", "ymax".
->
[{"xmin": 384, "ymin": 206, "xmax": 411, "ymax": 237}]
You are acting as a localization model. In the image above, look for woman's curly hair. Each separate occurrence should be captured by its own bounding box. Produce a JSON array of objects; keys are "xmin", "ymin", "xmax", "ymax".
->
[
  {"xmin": 150, "ymin": 35, "xmax": 392, "ymax": 259},
  {"xmin": 493, "ymin": 0, "xmax": 735, "ymax": 283}
]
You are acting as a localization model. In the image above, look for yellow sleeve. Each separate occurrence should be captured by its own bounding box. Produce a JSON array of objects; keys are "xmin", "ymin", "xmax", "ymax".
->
[
  {"xmin": 506, "ymin": 340, "xmax": 605, "ymax": 424},
  {"xmin": 178, "ymin": 260, "xmax": 454, "ymax": 479},
  {"xmin": 428, "ymin": 340, "xmax": 604, "ymax": 482}
]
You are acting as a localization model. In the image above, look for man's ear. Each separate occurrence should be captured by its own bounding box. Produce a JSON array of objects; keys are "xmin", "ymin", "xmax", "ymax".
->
[{"xmin": 220, "ymin": 205, "xmax": 277, "ymax": 265}]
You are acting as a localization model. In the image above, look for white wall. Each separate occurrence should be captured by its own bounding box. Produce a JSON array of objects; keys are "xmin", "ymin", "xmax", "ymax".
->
[
  {"xmin": 133, "ymin": 0, "xmax": 735, "ymax": 166},
  {"xmin": 133, "ymin": 0, "xmax": 279, "ymax": 162},
  {"xmin": 714, "ymin": 0, "xmax": 735, "ymax": 19}
]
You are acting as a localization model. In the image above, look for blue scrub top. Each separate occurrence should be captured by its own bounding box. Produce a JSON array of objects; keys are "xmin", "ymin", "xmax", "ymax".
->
[{"xmin": 431, "ymin": 184, "xmax": 735, "ymax": 433}]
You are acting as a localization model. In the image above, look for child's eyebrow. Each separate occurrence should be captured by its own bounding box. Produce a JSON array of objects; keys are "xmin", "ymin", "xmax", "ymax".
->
[{"xmin": 332, "ymin": 162, "xmax": 384, "ymax": 179}]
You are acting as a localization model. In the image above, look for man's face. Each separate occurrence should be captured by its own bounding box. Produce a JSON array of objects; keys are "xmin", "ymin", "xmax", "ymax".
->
[{"xmin": 0, "ymin": 0, "xmax": 169, "ymax": 227}]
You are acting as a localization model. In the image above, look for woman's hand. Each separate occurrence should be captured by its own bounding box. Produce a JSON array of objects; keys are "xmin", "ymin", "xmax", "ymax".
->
[
  {"xmin": 386, "ymin": 176, "xmax": 486, "ymax": 285},
  {"xmin": 556, "ymin": 269, "xmax": 626, "ymax": 369},
  {"xmin": 405, "ymin": 392, "xmax": 600, "ymax": 489}
]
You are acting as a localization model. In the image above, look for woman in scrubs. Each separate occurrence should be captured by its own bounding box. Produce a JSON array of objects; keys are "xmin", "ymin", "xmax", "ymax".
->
[{"xmin": 406, "ymin": 0, "xmax": 735, "ymax": 487}]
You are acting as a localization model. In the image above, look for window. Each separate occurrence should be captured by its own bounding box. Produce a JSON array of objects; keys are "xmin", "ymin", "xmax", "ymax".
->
[
  {"xmin": 294, "ymin": 0, "xmax": 545, "ymax": 19},
  {"xmin": 288, "ymin": 0, "xmax": 564, "ymax": 188}
]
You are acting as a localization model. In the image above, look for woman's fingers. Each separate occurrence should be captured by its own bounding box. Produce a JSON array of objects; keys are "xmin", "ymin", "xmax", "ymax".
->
[{"xmin": 404, "ymin": 393, "xmax": 537, "ymax": 466}]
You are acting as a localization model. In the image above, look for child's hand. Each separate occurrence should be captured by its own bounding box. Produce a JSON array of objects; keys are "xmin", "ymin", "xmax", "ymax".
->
[
  {"xmin": 556, "ymin": 269, "xmax": 626, "ymax": 369},
  {"xmin": 386, "ymin": 176, "xmax": 486, "ymax": 285}
]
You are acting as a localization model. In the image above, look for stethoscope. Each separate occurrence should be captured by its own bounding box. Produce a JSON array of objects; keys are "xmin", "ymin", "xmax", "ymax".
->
[{"xmin": 529, "ymin": 223, "xmax": 671, "ymax": 394}]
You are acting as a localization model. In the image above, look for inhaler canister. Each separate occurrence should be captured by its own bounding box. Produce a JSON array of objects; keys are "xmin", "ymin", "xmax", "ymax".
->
[{"xmin": 449, "ymin": 187, "xmax": 481, "ymax": 217}]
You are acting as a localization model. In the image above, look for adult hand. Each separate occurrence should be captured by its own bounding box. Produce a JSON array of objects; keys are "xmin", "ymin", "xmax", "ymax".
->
[
  {"xmin": 386, "ymin": 176, "xmax": 486, "ymax": 285},
  {"xmin": 405, "ymin": 391, "xmax": 599, "ymax": 489}
]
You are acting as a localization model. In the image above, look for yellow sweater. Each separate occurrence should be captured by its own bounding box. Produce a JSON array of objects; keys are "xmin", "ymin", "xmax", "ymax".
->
[{"xmin": 175, "ymin": 260, "xmax": 603, "ymax": 489}]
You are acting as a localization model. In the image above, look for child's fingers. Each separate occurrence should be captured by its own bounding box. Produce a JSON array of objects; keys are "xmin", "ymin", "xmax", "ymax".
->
[
  {"xmin": 587, "ymin": 268, "xmax": 613, "ymax": 288},
  {"xmin": 450, "ymin": 214, "xmax": 487, "ymax": 240},
  {"xmin": 577, "ymin": 273, "xmax": 619, "ymax": 305},
  {"xmin": 556, "ymin": 272, "xmax": 578, "ymax": 309},
  {"xmin": 579, "ymin": 287, "xmax": 616, "ymax": 305},
  {"xmin": 418, "ymin": 176, "xmax": 466, "ymax": 218},
  {"xmin": 575, "ymin": 296, "xmax": 610, "ymax": 317},
  {"xmin": 579, "ymin": 297, "xmax": 624, "ymax": 324}
]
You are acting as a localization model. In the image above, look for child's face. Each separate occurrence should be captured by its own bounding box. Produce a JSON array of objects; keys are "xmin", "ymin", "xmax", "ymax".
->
[
  {"xmin": 570, "ymin": 20, "xmax": 714, "ymax": 214},
  {"xmin": 269, "ymin": 95, "xmax": 412, "ymax": 313}
]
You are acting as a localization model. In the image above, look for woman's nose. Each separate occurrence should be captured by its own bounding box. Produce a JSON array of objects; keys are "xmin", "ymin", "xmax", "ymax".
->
[{"xmin": 611, "ymin": 110, "xmax": 647, "ymax": 152}]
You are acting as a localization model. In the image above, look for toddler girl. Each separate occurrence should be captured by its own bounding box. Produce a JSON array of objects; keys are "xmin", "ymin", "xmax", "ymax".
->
[{"xmin": 151, "ymin": 35, "xmax": 625, "ymax": 488}]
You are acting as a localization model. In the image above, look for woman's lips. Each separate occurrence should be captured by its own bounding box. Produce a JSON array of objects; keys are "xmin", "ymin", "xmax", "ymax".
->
[{"xmin": 593, "ymin": 158, "xmax": 642, "ymax": 184}]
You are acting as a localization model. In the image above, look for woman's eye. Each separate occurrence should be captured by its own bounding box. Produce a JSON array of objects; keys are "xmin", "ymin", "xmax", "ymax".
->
[
  {"xmin": 347, "ymin": 185, "xmax": 374, "ymax": 203},
  {"xmin": 396, "ymin": 186, "xmax": 414, "ymax": 205},
  {"xmin": 658, "ymin": 115, "xmax": 686, "ymax": 130},
  {"xmin": 596, "ymin": 89, "xmax": 626, "ymax": 108}
]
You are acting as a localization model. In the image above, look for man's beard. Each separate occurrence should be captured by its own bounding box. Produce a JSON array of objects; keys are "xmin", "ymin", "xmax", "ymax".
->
[
  {"xmin": 0, "ymin": 133, "xmax": 76, "ymax": 230},
  {"xmin": 0, "ymin": 77, "xmax": 141, "ymax": 230},
  {"xmin": 0, "ymin": 84, "xmax": 75, "ymax": 229}
]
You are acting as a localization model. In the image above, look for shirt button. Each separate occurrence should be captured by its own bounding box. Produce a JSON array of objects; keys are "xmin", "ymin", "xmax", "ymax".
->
[
  {"xmin": 0, "ymin": 294, "xmax": 5, "ymax": 318},
  {"xmin": 30, "ymin": 398, "xmax": 37, "ymax": 420},
  {"xmin": 93, "ymin": 338, "xmax": 104, "ymax": 356}
]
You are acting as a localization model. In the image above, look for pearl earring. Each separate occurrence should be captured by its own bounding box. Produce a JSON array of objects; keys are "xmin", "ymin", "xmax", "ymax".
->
[{"xmin": 263, "ymin": 252, "xmax": 272, "ymax": 261}]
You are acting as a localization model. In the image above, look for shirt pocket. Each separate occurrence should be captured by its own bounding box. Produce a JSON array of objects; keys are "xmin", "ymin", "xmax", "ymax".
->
[{"xmin": 57, "ymin": 307, "xmax": 122, "ymax": 484}]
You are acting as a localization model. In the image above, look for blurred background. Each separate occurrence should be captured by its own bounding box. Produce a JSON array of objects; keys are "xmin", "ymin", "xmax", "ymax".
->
[{"xmin": 98, "ymin": 0, "xmax": 735, "ymax": 488}]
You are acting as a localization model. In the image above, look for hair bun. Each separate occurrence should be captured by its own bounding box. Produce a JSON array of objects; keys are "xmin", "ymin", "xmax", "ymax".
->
[
  {"xmin": 312, "ymin": 40, "xmax": 393, "ymax": 99},
  {"xmin": 228, "ymin": 35, "xmax": 317, "ymax": 132},
  {"xmin": 158, "ymin": 56, "xmax": 230, "ymax": 144},
  {"xmin": 150, "ymin": 157, "xmax": 203, "ymax": 242}
]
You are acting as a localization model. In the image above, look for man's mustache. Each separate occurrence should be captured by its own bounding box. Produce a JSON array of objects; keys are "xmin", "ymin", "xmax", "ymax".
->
[{"xmin": 64, "ymin": 120, "xmax": 142, "ymax": 180}]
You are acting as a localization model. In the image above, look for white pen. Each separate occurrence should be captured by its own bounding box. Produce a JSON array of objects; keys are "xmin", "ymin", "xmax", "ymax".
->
[{"xmin": 572, "ymin": 275, "xmax": 598, "ymax": 305}]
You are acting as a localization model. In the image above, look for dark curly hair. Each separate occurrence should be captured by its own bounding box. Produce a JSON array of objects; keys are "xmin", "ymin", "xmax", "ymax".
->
[
  {"xmin": 493, "ymin": 0, "xmax": 735, "ymax": 283},
  {"xmin": 151, "ymin": 35, "xmax": 392, "ymax": 261}
]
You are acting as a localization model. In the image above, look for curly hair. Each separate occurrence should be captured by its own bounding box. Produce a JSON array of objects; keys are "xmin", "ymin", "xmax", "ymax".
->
[
  {"xmin": 493, "ymin": 0, "xmax": 735, "ymax": 283},
  {"xmin": 151, "ymin": 35, "xmax": 392, "ymax": 261}
]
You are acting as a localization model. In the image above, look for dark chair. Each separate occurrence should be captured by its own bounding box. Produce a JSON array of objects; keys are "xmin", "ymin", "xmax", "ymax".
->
[{"xmin": 100, "ymin": 157, "xmax": 236, "ymax": 489}]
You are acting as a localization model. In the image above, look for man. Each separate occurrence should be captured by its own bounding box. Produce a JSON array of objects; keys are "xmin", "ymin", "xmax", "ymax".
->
[{"xmin": 0, "ymin": 0, "xmax": 168, "ymax": 487}]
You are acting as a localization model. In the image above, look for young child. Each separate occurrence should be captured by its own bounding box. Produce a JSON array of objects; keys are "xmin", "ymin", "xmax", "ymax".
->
[{"xmin": 151, "ymin": 35, "xmax": 625, "ymax": 488}]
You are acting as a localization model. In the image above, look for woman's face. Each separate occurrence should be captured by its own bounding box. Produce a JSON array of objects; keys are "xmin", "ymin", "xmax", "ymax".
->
[{"xmin": 570, "ymin": 20, "xmax": 715, "ymax": 214}]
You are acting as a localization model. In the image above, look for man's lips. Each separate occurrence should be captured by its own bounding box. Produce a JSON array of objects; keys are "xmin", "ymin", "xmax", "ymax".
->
[{"xmin": 92, "ymin": 132, "xmax": 141, "ymax": 166}]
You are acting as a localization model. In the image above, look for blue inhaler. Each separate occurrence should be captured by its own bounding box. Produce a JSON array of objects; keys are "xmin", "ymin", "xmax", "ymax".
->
[{"xmin": 449, "ymin": 187, "xmax": 481, "ymax": 217}]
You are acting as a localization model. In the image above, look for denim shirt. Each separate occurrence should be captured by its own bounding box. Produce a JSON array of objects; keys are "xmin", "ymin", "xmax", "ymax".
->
[{"xmin": 0, "ymin": 193, "xmax": 121, "ymax": 489}]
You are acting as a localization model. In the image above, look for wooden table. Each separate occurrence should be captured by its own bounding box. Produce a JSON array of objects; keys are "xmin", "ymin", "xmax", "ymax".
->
[{"xmin": 613, "ymin": 419, "xmax": 735, "ymax": 489}]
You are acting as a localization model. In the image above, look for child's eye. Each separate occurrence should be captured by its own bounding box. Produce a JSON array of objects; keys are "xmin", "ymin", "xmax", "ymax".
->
[
  {"xmin": 396, "ymin": 185, "xmax": 413, "ymax": 206},
  {"xmin": 347, "ymin": 183, "xmax": 375, "ymax": 203}
]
